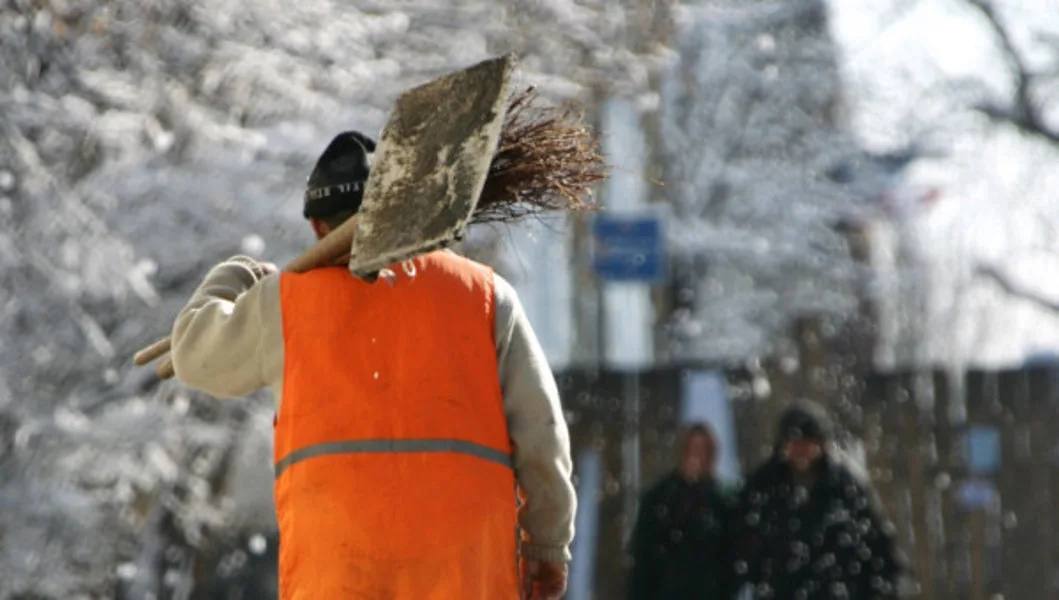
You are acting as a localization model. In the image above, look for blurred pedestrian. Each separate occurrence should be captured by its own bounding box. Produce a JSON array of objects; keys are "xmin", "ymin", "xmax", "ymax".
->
[
  {"xmin": 732, "ymin": 402, "xmax": 901, "ymax": 599},
  {"xmin": 628, "ymin": 423, "xmax": 736, "ymax": 599},
  {"xmin": 169, "ymin": 131, "xmax": 576, "ymax": 599}
]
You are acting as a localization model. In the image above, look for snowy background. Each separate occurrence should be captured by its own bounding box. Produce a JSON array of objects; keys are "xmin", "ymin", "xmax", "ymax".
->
[
  {"xmin": 829, "ymin": 0, "xmax": 1059, "ymax": 370},
  {"xmin": 2, "ymin": 0, "xmax": 1059, "ymax": 597}
]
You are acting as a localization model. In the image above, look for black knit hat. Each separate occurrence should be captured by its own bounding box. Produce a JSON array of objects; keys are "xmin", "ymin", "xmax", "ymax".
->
[
  {"xmin": 303, "ymin": 131, "xmax": 376, "ymax": 219},
  {"xmin": 776, "ymin": 401, "xmax": 833, "ymax": 445}
]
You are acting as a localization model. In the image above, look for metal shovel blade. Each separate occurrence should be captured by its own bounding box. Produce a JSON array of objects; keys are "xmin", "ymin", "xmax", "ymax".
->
[{"xmin": 348, "ymin": 54, "xmax": 516, "ymax": 277}]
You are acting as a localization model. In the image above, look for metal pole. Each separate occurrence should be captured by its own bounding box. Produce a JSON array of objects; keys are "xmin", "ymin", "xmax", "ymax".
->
[
  {"xmin": 567, "ymin": 449, "xmax": 602, "ymax": 600},
  {"xmin": 622, "ymin": 370, "xmax": 641, "ymax": 545}
]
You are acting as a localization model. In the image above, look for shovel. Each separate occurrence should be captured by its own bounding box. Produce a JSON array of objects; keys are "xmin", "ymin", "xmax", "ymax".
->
[{"xmin": 134, "ymin": 54, "xmax": 517, "ymax": 379}]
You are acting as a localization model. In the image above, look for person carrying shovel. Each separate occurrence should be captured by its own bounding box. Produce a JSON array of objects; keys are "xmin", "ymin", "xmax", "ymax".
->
[{"xmin": 139, "ymin": 57, "xmax": 604, "ymax": 599}]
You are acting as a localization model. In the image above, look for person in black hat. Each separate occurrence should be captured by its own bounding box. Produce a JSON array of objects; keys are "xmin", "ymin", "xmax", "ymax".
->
[
  {"xmin": 730, "ymin": 402, "xmax": 902, "ymax": 599},
  {"xmin": 302, "ymin": 131, "xmax": 375, "ymax": 236},
  {"xmin": 167, "ymin": 131, "xmax": 577, "ymax": 599}
]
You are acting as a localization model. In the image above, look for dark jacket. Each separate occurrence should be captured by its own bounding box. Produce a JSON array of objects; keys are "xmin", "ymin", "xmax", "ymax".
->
[
  {"xmin": 628, "ymin": 471, "xmax": 735, "ymax": 600},
  {"xmin": 731, "ymin": 454, "xmax": 901, "ymax": 599}
]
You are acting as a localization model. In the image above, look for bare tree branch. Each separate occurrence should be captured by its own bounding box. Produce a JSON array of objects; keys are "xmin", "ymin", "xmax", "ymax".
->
[
  {"xmin": 965, "ymin": 0, "xmax": 1059, "ymax": 144},
  {"xmin": 976, "ymin": 262, "xmax": 1059, "ymax": 313},
  {"xmin": 976, "ymin": 103, "xmax": 1059, "ymax": 144}
]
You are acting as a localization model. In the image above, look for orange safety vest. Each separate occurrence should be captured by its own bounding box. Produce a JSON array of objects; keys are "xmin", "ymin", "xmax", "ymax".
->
[{"xmin": 274, "ymin": 251, "xmax": 519, "ymax": 599}]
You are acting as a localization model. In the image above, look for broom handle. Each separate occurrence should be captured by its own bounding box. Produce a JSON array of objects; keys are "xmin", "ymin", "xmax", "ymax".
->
[
  {"xmin": 155, "ymin": 354, "xmax": 175, "ymax": 380},
  {"xmin": 132, "ymin": 216, "xmax": 361, "ymax": 379},
  {"xmin": 133, "ymin": 336, "xmax": 172, "ymax": 366},
  {"xmin": 281, "ymin": 217, "xmax": 357, "ymax": 273}
]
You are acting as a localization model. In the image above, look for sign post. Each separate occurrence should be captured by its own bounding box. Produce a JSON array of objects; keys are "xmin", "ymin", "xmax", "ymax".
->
[
  {"xmin": 592, "ymin": 214, "xmax": 665, "ymax": 283},
  {"xmin": 592, "ymin": 211, "xmax": 665, "ymax": 547}
]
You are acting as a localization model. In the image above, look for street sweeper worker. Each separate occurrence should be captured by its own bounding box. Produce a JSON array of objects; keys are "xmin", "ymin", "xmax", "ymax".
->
[{"xmin": 168, "ymin": 131, "xmax": 576, "ymax": 599}]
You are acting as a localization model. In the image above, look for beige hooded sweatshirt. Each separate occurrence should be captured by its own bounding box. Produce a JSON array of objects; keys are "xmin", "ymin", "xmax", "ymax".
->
[{"xmin": 170, "ymin": 254, "xmax": 576, "ymax": 562}]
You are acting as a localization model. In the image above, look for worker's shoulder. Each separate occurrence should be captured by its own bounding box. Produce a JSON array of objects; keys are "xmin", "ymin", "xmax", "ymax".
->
[
  {"xmin": 425, "ymin": 250, "xmax": 501, "ymax": 285},
  {"xmin": 428, "ymin": 251, "xmax": 524, "ymax": 312},
  {"xmin": 491, "ymin": 270, "xmax": 523, "ymax": 321},
  {"xmin": 431, "ymin": 249, "xmax": 491, "ymax": 271}
]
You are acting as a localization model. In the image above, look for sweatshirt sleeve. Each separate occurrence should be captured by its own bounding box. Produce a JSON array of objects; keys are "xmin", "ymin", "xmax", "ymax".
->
[
  {"xmin": 170, "ymin": 256, "xmax": 284, "ymax": 398},
  {"xmin": 493, "ymin": 272, "xmax": 577, "ymax": 562}
]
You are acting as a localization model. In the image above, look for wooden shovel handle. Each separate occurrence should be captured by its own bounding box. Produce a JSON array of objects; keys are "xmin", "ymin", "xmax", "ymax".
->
[
  {"xmin": 155, "ymin": 355, "xmax": 176, "ymax": 380},
  {"xmin": 132, "ymin": 216, "xmax": 360, "ymax": 379},
  {"xmin": 133, "ymin": 336, "xmax": 171, "ymax": 365},
  {"xmin": 281, "ymin": 217, "xmax": 358, "ymax": 273}
]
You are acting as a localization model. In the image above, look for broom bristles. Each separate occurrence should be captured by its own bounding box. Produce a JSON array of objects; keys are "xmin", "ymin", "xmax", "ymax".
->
[{"xmin": 472, "ymin": 88, "xmax": 607, "ymax": 224}]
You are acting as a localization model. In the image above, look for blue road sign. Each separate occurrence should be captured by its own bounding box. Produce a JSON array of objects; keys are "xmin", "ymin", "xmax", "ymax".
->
[{"xmin": 592, "ymin": 214, "xmax": 665, "ymax": 282}]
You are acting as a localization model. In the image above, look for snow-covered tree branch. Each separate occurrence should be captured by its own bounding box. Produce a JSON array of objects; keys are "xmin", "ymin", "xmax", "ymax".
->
[{"xmin": 964, "ymin": 0, "xmax": 1059, "ymax": 144}]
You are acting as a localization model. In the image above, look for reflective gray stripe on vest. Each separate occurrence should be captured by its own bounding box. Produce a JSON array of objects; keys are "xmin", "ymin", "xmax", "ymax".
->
[{"xmin": 274, "ymin": 438, "xmax": 513, "ymax": 479}]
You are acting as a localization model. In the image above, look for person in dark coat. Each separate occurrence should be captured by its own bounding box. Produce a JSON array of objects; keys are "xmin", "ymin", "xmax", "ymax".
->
[
  {"xmin": 628, "ymin": 423, "xmax": 735, "ymax": 599},
  {"xmin": 732, "ymin": 402, "xmax": 902, "ymax": 599}
]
